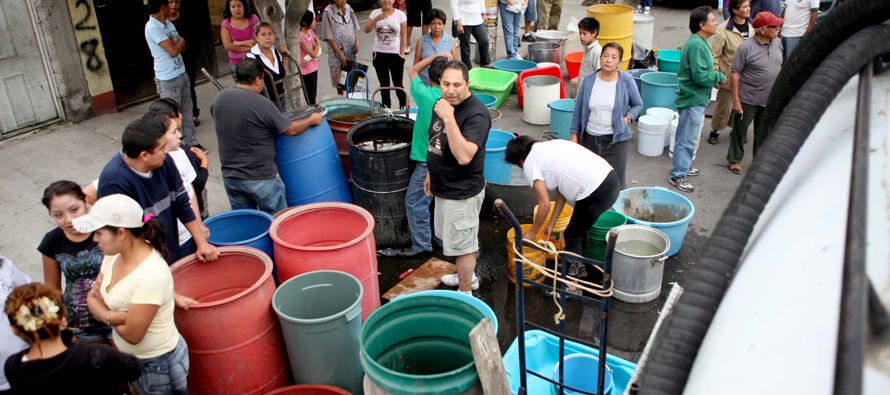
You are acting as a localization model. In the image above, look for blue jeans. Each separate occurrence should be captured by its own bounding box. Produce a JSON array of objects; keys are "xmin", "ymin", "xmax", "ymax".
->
[
  {"xmin": 670, "ymin": 106, "xmax": 706, "ymax": 178},
  {"xmin": 525, "ymin": 0, "xmax": 537, "ymax": 22},
  {"xmin": 223, "ymin": 177, "xmax": 287, "ymax": 215},
  {"xmin": 640, "ymin": 0, "xmax": 652, "ymax": 7},
  {"xmin": 405, "ymin": 162, "xmax": 433, "ymax": 253},
  {"xmin": 782, "ymin": 36, "xmax": 801, "ymax": 60},
  {"xmin": 134, "ymin": 336, "xmax": 189, "ymax": 395},
  {"xmin": 500, "ymin": 2, "xmax": 522, "ymax": 59}
]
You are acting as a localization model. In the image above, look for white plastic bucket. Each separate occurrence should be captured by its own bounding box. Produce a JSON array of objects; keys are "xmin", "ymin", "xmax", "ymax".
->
[
  {"xmin": 646, "ymin": 107, "xmax": 677, "ymax": 147},
  {"xmin": 637, "ymin": 115, "xmax": 668, "ymax": 157},
  {"xmin": 523, "ymin": 76, "xmax": 561, "ymax": 125},
  {"xmin": 633, "ymin": 15, "xmax": 655, "ymax": 50}
]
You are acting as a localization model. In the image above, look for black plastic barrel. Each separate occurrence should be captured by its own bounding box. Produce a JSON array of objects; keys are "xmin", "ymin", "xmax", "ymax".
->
[{"xmin": 347, "ymin": 116, "xmax": 413, "ymax": 247}]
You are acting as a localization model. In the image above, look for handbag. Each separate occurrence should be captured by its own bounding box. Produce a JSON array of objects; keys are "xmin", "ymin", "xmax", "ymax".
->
[{"xmin": 337, "ymin": 59, "xmax": 369, "ymax": 91}]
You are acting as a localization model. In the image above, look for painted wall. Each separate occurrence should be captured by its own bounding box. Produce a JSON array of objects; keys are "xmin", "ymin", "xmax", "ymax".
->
[{"xmin": 64, "ymin": 0, "xmax": 115, "ymax": 112}]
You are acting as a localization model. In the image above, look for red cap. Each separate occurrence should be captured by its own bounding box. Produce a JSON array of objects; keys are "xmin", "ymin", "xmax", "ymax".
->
[{"xmin": 752, "ymin": 12, "xmax": 784, "ymax": 28}]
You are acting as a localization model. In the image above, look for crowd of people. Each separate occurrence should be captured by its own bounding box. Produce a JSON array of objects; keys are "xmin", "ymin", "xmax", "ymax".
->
[{"xmin": 0, "ymin": 1, "xmax": 822, "ymax": 392}]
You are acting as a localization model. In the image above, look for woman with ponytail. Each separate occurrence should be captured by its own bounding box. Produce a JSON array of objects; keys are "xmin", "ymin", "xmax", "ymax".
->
[
  {"xmin": 3, "ymin": 283, "xmax": 141, "ymax": 393},
  {"xmin": 77, "ymin": 194, "xmax": 190, "ymax": 395}
]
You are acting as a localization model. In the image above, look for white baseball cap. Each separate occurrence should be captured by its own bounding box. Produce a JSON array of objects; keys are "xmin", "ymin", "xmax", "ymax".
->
[{"xmin": 73, "ymin": 194, "xmax": 145, "ymax": 233}]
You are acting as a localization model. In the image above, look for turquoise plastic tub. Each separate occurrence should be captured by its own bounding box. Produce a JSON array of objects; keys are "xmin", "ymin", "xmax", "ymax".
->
[
  {"xmin": 493, "ymin": 59, "xmax": 538, "ymax": 93},
  {"xmin": 611, "ymin": 186, "xmax": 694, "ymax": 256},
  {"xmin": 547, "ymin": 99, "xmax": 575, "ymax": 140},
  {"xmin": 469, "ymin": 68, "xmax": 518, "ymax": 109},
  {"xmin": 628, "ymin": 69, "xmax": 656, "ymax": 93},
  {"xmin": 640, "ymin": 72, "xmax": 679, "ymax": 113},
  {"xmin": 484, "ymin": 130, "xmax": 516, "ymax": 185},
  {"xmin": 474, "ymin": 93, "xmax": 498, "ymax": 108},
  {"xmin": 503, "ymin": 330, "xmax": 636, "ymax": 395},
  {"xmin": 657, "ymin": 49, "xmax": 681, "ymax": 73}
]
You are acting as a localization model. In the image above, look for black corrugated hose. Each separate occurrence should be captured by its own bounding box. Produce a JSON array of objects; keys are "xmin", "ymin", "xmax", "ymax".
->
[{"xmin": 633, "ymin": 12, "xmax": 890, "ymax": 395}]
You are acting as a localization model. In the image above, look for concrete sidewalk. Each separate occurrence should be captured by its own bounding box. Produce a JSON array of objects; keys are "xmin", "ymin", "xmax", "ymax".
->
[{"xmin": 0, "ymin": 1, "xmax": 746, "ymax": 284}]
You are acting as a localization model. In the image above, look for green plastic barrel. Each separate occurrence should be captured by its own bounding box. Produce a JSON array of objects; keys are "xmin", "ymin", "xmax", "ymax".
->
[
  {"xmin": 360, "ymin": 293, "xmax": 488, "ymax": 394},
  {"xmin": 272, "ymin": 270, "xmax": 364, "ymax": 394},
  {"xmin": 584, "ymin": 211, "xmax": 628, "ymax": 261}
]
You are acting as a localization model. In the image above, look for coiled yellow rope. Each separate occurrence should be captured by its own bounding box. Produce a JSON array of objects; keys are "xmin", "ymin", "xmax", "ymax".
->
[{"xmin": 512, "ymin": 238, "xmax": 614, "ymax": 324}]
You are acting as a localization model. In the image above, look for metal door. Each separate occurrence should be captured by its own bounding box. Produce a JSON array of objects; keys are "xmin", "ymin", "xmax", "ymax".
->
[{"xmin": 0, "ymin": 0, "xmax": 58, "ymax": 136}]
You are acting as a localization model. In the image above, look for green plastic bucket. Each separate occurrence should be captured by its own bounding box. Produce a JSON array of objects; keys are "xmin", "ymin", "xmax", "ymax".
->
[
  {"xmin": 584, "ymin": 210, "xmax": 628, "ymax": 262},
  {"xmin": 361, "ymin": 293, "xmax": 488, "ymax": 394},
  {"xmin": 272, "ymin": 270, "xmax": 364, "ymax": 394}
]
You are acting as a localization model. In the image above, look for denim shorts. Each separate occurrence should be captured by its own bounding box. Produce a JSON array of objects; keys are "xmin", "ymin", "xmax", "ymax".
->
[
  {"xmin": 134, "ymin": 336, "xmax": 190, "ymax": 395},
  {"xmin": 525, "ymin": 0, "xmax": 537, "ymax": 22}
]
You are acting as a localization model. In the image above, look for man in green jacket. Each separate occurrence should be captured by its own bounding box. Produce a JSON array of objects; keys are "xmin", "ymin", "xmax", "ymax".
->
[{"xmin": 670, "ymin": 6, "xmax": 725, "ymax": 193}]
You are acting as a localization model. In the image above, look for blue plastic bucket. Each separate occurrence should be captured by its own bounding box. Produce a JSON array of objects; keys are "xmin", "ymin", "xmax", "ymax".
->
[
  {"xmin": 657, "ymin": 49, "xmax": 681, "ymax": 73},
  {"xmin": 552, "ymin": 353, "xmax": 614, "ymax": 395},
  {"xmin": 475, "ymin": 93, "xmax": 498, "ymax": 108},
  {"xmin": 640, "ymin": 72, "xmax": 679, "ymax": 113},
  {"xmin": 547, "ymin": 99, "xmax": 575, "ymax": 140},
  {"xmin": 493, "ymin": 59, "xmax": 538, "ymax": 93},
  {"xmin": 205, "ymin": 209, "xmax": 275, "ymax": 259},
  {"xmin": 628, "ymin": 69, "xmax": 656, "ymax": 93},
  {"xmin": 484, "ymin": 130, "xmax": 516, "ymax": 185},
  {"xmin": 611, "ymin": 187, "xmax": 694, "ymax": 256}
]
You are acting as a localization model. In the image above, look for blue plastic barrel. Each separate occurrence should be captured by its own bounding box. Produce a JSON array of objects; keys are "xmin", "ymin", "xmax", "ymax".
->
[
  {"xmin": 611, "ymin": 187, "xmax": 694, "ymax": 256},
  {"xmin": 657, "ymin": 49, "xmax": 681, "ymax": 73},
  {"xmin": 493, "ymin": 59, "xmax": 538, "ymax": 93},
  {"xmin": 205, "ymin": 210, "xmax": 275, "ymax": 259},
  {"xmin": 484, "ymin": 130, "xmax": 516, "ymax": 185},
  {"xmin": 628, "ymin": 69, "xmax": 656, "ymax": 93},
  {"xmin": 547, "ymin": 99, "xmax": 575, "ymax": 140},
  {"xmin": 640, "ymin": 72, "xmax": 679, "ymax": 113},
  {"xmin": 275, "ymin": 117, "xmax": 352, "ymax": 207}
]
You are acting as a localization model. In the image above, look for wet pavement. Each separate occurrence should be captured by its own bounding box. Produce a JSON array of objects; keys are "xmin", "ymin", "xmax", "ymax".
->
[{"xmin": 376, "ymin": 207, "xmax": 704, "ymax": 363}]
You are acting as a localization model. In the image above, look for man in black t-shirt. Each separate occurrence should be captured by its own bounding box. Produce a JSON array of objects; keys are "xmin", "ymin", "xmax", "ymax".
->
[{"xmin": 424, "ymin": 60, "xmax": 491, "ymax": 294}]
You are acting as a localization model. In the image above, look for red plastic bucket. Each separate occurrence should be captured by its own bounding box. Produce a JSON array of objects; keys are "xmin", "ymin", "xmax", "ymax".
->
[
  {"xmin": 171, "ymin": 246, "xmax": 289, "ymax": 394},
  {"xmin": 270, "ymin": 202, "xmax": 380, "ymax": 321},
  {"xmin": 565, "ymin": 51, "xmax": 584, "ymax": 80},
  {"xmin": 263, "ymin": 384, "xmax": 351, "ymax": 395}
]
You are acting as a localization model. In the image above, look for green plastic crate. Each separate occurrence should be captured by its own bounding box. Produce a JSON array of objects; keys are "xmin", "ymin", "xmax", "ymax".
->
[{"xmin": 469, "ymin": 68, "xmax": 517, "ymax": 109}]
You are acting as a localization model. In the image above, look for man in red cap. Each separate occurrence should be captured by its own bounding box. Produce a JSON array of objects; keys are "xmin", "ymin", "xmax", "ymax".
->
[{"xmin": 725, "ymin": 11, "xmax": 784, "ymax": 174}]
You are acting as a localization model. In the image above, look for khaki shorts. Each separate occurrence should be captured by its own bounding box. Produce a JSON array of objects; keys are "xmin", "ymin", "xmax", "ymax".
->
[{"xmin": 434, "ymin": 190, "xmax": 485, "ymax": 257}]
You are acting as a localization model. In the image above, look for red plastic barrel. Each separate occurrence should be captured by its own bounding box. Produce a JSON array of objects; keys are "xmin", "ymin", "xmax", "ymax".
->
[
  {"xmin": 263, "ymin": 384, "xmax": 350, "ymax": 395},
  {"xmin": 270, "ymin": 202, "xmax": 380, "ymax": 321},
  {"xmin": 171, "ymin": 247, "xmax": 289, "ymax": 394}
]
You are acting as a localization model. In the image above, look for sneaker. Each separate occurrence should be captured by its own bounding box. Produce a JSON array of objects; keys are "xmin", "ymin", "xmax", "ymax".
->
[
  {"xmin": 670, "ymin": 176, "xmax": 694, "ymax": 193},
  {"xmin": 635, "ymin": 5, "xmax": 642, "ymax": 14},
  {"xmin": 687, "ymin": 168, "xmax": 700, "ymax": 177},
  {"xmin": 458, "ymin": 290, "xmax": 473, "ymax": 296},
  {"xmin": 441, "ymin": 273, "xmax": 480, "ymax": 290},
  {"xmin": 643, "ymin": 6, "xmax": 651, "ymax": 16},
  {"xmin": 521, "ymin": 33, "xmax": 536, "ymax": 43},
  {"xmin": 707, "ymin": 130, "xmax": 719, "ymax": 145}
]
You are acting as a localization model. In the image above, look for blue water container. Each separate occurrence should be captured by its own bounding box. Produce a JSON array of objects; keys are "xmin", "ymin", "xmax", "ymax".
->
[
  {"xmin": 547, "ymin": 99, "xmax": 575, "ymax": 140},
  {"xmin": 640, "ymin": 72, "xmax": 679, "ymax": 113},
  {"xmin": 484, "ymin": 130, "xmax": 516, "ymax": 185},
  {"xmin": 628, "ymin": 69, "xmax": 656, "ymax": 93},
  {"xmin": 205, "ymin": 209, "xmax": 275, "ymax": 259},
  {"xmin": 656, "ymin": 49, "xmax": 681, "ymax": 73},
  {"xmin": 474, "ymin": 93, "xmax": 498, "ymax": 108},
  {"xmin": 611, "ymin": 186, "xmax": 694, "ymax": 256},
  {"xmin": 493, "ymin": 59, "xmax": 538, "ymax": 93},
  {"xmin": 275, "ymin": 118, "xmax": 352, "ymax": 207}
]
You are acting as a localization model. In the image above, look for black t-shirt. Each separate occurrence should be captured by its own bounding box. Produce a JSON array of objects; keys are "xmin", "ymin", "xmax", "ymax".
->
[
  {"xmin": 427, "ymin": 95, "xmax": 491, "ymax": 200},
  {"xmin": 4, "ymin": 343, "xmax": 142, "ymax": 394},
  {"xmin": 734, "ymin": 20, "xmax": 750, "ymax": 39}
]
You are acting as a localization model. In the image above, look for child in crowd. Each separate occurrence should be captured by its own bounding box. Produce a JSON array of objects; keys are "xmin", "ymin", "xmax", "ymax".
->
[
  {"xmin": 38, "ymin": 181, "xmax": 112, "ymax": 344},
  {"xmin": 3, "ymin": 283, "xmax": 142, "ymax": 393},
  {"xmin": 577, "ymin": 17, "xmax": 602, "ymax": 81},
  {"xmin": 0, "ymin": 256, "xmax": 31, "ymax": 394},
  {"xmin": 299, "ymin": 11, "xmax": 321, "ymax": 105}
]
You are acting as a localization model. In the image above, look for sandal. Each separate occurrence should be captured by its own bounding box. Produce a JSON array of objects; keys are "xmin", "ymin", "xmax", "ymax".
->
[{"xmin": 728, "ymin": 162, "xmax": 742, "ymax": 174}]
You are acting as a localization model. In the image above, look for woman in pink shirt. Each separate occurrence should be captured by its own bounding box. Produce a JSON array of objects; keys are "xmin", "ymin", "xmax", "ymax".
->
[
  {"xmin": 221, "ymin": 0, "xmax": 260, "ymax": 73},
  {"xmin": 300, "ymin": 11, "xmax": 321, "ymax": 105}
]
